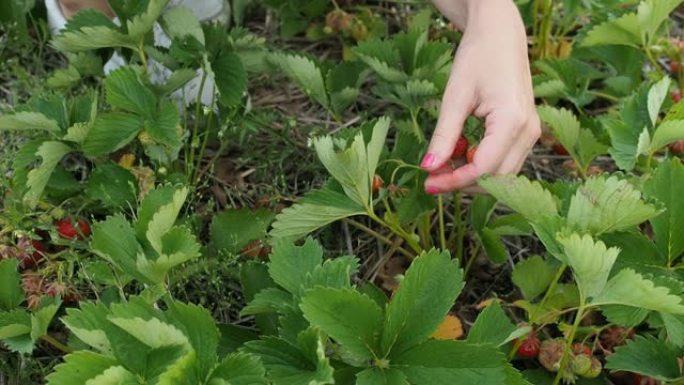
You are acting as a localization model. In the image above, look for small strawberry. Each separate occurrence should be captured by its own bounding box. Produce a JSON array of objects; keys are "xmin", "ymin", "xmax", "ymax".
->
[
  {"xmin": 372, "ymin": 175, "xmax": 384, "ymax": 193},
  {"xmin": 572, "ymin": 343, "xmax": 592, "ymax": 356},
  {"xmin": 552, "ymin": 143, "xmax": 570, "ymax": 156},
  {"xmin": 673, "ymin": 90, "xmax": 682, "ymax": 103},
  {"xmin": 516, "ymin": 334, "xmax": 541, "ymax": 358},
  {"xmin": 450, "ymin": 136, "xmax": 469, "ymax": 159},
  {"xmin": 671, "ymin": 61, "xmax": 681, "ymax": 75},
  {"xmin": 55, "ymin": 218, "xmax": 91, "ymax": 240},
  {"xmin": 671, "ymin": 140, "xmax": 684, "ymax": 154},
  {"xmin": 570, "ymin": 354, "xmax": 593, "ymax": 376},
  {"xmin": 466, "ymin": 145, "xmax": 477, "ymax": 164},
  {"xmin": 538, "ymin": 339, "xmax": 564, "ymax": 372}
]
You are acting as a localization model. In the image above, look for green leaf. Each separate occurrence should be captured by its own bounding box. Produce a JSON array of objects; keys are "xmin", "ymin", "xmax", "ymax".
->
[
  {"xmin": 211, "ymin": 208, "xmax": 275, "ymax": 254},
  {"xmin": 601, "ymin": 305, "xmax": 649, "ymax": 327},
  {"xmin": 313, "ymin": 138, "xmax": 368, "ymax": 207},
  {"xmin": 478, "ymin": 227, "xmax": 509, "ymax": 265},
  {"xmin": 558, "ymin": 233, "xmax": 620, "ymax": 299},
  {"xmin": 270, "ymin": 183, "xmax": 365, "ymax": 240},
  {"xmin": 82, "ymin": 112, "xmax": 143, "ymax": 157},
  {"xmin": 479, "ymin": 175, "xmax": 559, "ymax": 223},
  {"xmin": 241, "ymin": 288, "xmax": 292, "ymax": 315},
  {"xmin": 273, "ymin": 53, "xmax": 328, "ymax": 109},
  {"xmin": 135, "ymin": 185, "xmax": 176, "ymax": 238},
  {"xmin": 466, "ymin": 301, "xmax": 517, "ymax": 347},
  {"xmin": 24, "ymin": 141, "xmax": 73, "ymax": 209},
  {"xmin": 511, "ymin": 255, "xmax": 555, "ymax": 300},
  {"xmin": 52, "ymin": 26, "xmax": 135, "ymax": 52},
  {"xmin": 245, "ymin": 336, "xmax": 334, "ymax": 385},
  {"xmin": 581, "ymin": 13, "xmax": 641, "ymax": 48},
  {"xmin": 161, "ymin": 6, "xmax": 204, "ymax": 45},
  {"xmin": 144, "ymin": 100, "xmax": 180, "ymax": 148},
  {"xmin": 62, "ymin": 303, "xmax": 112, "ymax": 353},
  {"xmin": 301, "ymin": 287, "xmax": 383, "ymax": 361},
  {"xmin": 137, "ymin": 227, "xmax": 200, "ymax": 284},
  {"xmin": 212, "ymin": 50, "xmax": 247, "ymax": 107},
  {"xmin": 91, "ymin": 214, "xmax": 147, "ymax": 283},
  {"xmin": 644, "ymin": 159, "xmax": 684, "ymax": 262},
  {"xmin": 106, "ymin": 66, "xmax": 157, "ymax": 117},
  {"xmin": 353, "ymin": 39, "xmax": 408, "ymax": 83},
  {"xmin": 382, "ymin": 250, "xmax": 463, "ymax": 356},
  {"xmin": 153, "ymin": 68, "xmax": 196, "ymax": 96},
  {"xmin": 107, "ymin": 316, "xmax": 190, "ymax": 350},
  {"xmin": 648, "ymin": 76, "xmax": 671, "ymax": 126},
  {"xmin": 0, "ymin": 310, "xmax": 31, "ymax": 339},
  {"xmin": 393, "ymin": 340, "xmax": 510, "ymax": 385},
  {"xmin": 85, "ymin": 163, "xmax": 138, "ymax": 209},
  {"xmin": 303, "ymin": 256, "xmax": 358, "ymax": 291},
  {"xmin": 30, "ymin": 303, "xmax": 60, "ymax": 341},
  {"xmin": 661, "ymin": 313, "xmax": 684, "ymax": 347},
  {"xmin": 145, "ymin": 187, "xmax": 188, "ymax": 255},
  {"xmin": 126, "ymin": 0, "xmax": 169, "ymax": 39},
  {"xmin": 268, "ymin": 238, "xmax": 322, "ymax": 295},
  {"xmin": 567, "ymin": 175, "xmax": 660, "ymax": 234},
  {"xmin": 0, "ymin": 259, "xmax": 23, "ymax": 310},
  {"xmin": 166, "ymin": 301, "xmax": 219, "ymax": 377},
  {"xmin": 649, "ymin": 120, "xmax": 684, "ymax": 153},
  {"xmin": 0, "ymin": 112, "xmax": 61, "ymax": 134},
  {"xmin": 470, "ymin": 195, "xmax": 497, "ymax": 231},
  {"xmin": 592, "ymin": 269, "xmax": 684, "ymax": 314},
  {"xmin": 208, "ymin": 352, "xmax": 268, "ymax": 385},
  {"xmin": 637, "ymin": 0, "xmax": 684, "ymax": 44},
  {"xmin": 356, "ymin": 368, "xmax": 408, "ymax": 385},
  {"xmin": 606, "ymin": 119, "xmax": 639, "ymax": 171},
  {"xmin": 605, "ymin": 335, "xmax": 682, "ymax": 381},
  {"xmin": 46, "ymin": 351, "xmax": 119, "ymax": 385}
]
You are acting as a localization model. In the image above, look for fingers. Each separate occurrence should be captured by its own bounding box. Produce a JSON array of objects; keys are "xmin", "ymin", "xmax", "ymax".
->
[
  {"xmin": 419, "ymin": 75, "xmax": 474, "ymax": 171},
  {"xmin": 423, "ymin": 109, "xmax": 540, "ymax": 193}
]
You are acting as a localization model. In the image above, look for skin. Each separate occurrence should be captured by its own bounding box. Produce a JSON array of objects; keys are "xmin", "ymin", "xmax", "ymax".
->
[
  {"xmin": 58, "ymin": 0, "xmax": 114, "ymax": 19},
  {"xmin": 423, "ymin": 0, "xmax": 541, "ymax": 194}
]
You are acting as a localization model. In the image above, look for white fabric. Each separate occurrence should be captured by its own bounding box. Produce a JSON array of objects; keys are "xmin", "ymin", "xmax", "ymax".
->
[{"xmin": 45, "ymin": 0, "xmax": 228, "ymax": 106}]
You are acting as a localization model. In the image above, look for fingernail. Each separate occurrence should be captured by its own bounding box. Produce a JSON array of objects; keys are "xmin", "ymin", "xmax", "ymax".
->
[
  {"xmin": 420, "ymin": 153, "xmax": 436, "ymax": 169},
  {"xmin": 425, "ymin": 186, "xmax": 440, "ymax": 195}
]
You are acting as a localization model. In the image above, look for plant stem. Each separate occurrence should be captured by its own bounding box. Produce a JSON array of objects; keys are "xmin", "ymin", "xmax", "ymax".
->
[
  {"xmin": 369, "ymin": 213, "xmax": 423, "ymax": 255},
  {"xmin": 41, "ymin": 334, "xmax": 73, "ymax": 354},
  {"xmin": 191, "ymin": 91, "xmax": 216, "ymax": 185},
  {"xmin": 463, "ymin": 243, "xmax": 481, "ymax": 276},
  {"xmin": 552, "ymin": 303, "xmax": 587, "ymax": 385},
  {"xmin": 437, "ymin": 194, "xmax": 446, "ymax": 251},
  {"xmin": 588, "ymin": 90, "xmax": 619, "ymax": 102},
  {"xmin": 137, "ymin": 41, "xmax": 148, "ymax": 76},
  {"xmin": 531, "ymin": 264, "xmax": 567, "ymax": 323},
  {"xmin": 409, "ymin": 109, "xmax": 426, "ymax": 143},
  {"xmin": 453, "ymin": 192, "xmax": 465, "ymax": 261},
  {"xmin": 187, "ymin": 71, "xmax": 209, "ymax": 177},
  {"xmin": 344, "ymin": 218, "xmax": 414, "ymax": 258}
]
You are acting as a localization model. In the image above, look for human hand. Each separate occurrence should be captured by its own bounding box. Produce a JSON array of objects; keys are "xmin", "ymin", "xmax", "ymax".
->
[{"xmin": 421, "ymin": 0, "xmax": 540, "ymax": 194}]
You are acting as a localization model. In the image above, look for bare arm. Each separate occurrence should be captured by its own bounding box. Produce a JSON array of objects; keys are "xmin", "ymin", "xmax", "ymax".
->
[{"xmin": 422, "ymin": 0, "xmax": 540, "ymax": 193}]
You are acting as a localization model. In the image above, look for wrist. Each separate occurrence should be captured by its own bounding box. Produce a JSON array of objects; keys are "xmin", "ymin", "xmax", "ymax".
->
[{"xmin": 433, "ymin": 0, "xmax": 520, "ymax": 32}]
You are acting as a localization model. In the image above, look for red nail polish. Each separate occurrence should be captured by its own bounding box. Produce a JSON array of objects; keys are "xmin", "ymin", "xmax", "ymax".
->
[
  {"xmin": 425, "ymin": 186, "xmax": 440, "ymax": 195},
  {"xmin": 420, "ymin": 153, "xmax": 436, "ymax": 169}
]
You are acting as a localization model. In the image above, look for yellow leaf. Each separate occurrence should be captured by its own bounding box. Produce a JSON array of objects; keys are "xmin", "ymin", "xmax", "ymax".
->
[
  {"xmin": 118, "ymin": 153, "xmax": 136, "ymax": 169},
  {"xmin": 431, "ymin": 314, "xmax": 463, "ymax": 340}
]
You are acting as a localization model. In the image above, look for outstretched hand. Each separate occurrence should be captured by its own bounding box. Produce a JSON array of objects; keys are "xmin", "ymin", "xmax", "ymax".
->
[{"xmin": 422, "ymin": 0, "xmax": 540, "ymax": 194}]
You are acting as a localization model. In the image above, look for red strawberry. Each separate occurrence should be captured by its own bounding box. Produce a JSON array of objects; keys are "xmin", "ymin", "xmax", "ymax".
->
[
  {"xmin": 572, "ymin": 343, "xmax": 592, "ymax": 356},
  {"xmin": 552, "ymin": 143, "xmax": 569, "ymax": 156},
  {"xmin": 372, "ymin": 175, "xmax": 384, "ymax": 193},
  {"xmin": 451, "ymin": 136, "xmax": 469, "ymax": 159},
  {"xmin": 466, "ymin": 145, "xmax": 477, "ymax": 164},
  {"xmin": 517, "ymin": 334, "xmax": 541, "ymax": 358},
  {"xmin": 671, "ymin": 140, "xmax": 684, "ymax": 154},
  {"xmin": 56, "ymin": 218, "xmax": 91, "ymax": 240},
  {"xmin": 673, "ymin": 90, "xmax": 682, "ymax": 103},
  {"xmin": 671, "ymin": 61, "xmax": 681, "ymax": 75}
]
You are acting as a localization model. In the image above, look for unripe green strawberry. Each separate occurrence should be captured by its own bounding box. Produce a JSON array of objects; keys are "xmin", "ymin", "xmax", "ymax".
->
[
  {"xmin": 570, "ymin": 354, "xmax": 592, "ymax": 376},
  {"xmin": 582, "ymin": 357, "xmax": 602, "ymax": 379}
]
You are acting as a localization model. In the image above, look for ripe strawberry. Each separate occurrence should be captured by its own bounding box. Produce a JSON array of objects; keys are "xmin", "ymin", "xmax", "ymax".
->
[
  {"xmin": 552, "ymin": 143, "xmax": 569, "ymax": 156},
  {"xmin": 673, "ymin": 90, "xmax": 682, "ymax": 103},
  {"xmin": 450, "ymin": 136, "xmax": 469, "ymax": 159},
  {"xmin": 572, "ymin": 343, "xmax": 592, "ymax": 356},
  {"xmin": 466, "ymin": 145, "xmax": 477, "ymax": 164},
  {"xmin": 516, "ymin": 334, "xmax": 541, "ymax": 358},
  {"xmin": 372, "ymin": 175, "xmax": 384, "ymax": 193},
  {"xmin": 671, "ymin": 61, "xmax": 681, "ymax": 75},
  {"xmin": 672, "ymin": 141, "xmax": 684, "ymax": 153},
  {"xmin": 55, "ymin": 218, "xmax": 91, "ymax": 240}
]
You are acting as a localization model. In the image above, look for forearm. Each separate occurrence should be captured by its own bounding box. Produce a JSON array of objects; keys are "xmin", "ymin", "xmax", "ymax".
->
[{"xmin": 431, "ymin": 0, "xmax": 522, "ymax": 32}]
